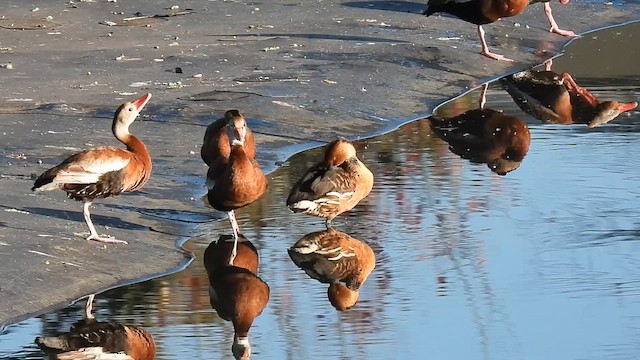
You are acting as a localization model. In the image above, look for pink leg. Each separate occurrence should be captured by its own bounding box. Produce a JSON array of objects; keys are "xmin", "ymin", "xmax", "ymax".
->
[
  {"xmin": 227, "ymin": 210, "xmax": 240, "ymax": 265},
  {"xmin": 477, "ymin": 25, "xmax": 513, "ymax": 62},
  {"xmin": 561, "ymin": 73, "xmax": 599, "ymax": 106},
  {"xmin": 544, "ymin": 3, "xmax": 577, "ymax": 37},
  {"xmin": 85, "ymin": 294, "xmax": 95, "ymax": 319},
  {"xmin": 479, "ymin": 83, "xmax": 489, "ymax": 109},
  {"xmin": 83, "ymin": 201, "xmax": 128, "ymax": 244},
  {"xmin": 544, "ymin": 59, "xmax": 553, "ymax": 71}
]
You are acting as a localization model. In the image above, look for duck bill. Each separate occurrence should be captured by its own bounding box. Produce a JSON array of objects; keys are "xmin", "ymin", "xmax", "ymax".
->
[
  {"xmin": 559, "ymin": 0, "xmax": 569, "ymax": 4},
  {"xmin": 618, "ymin": 101, "xmax": 638, "ymax": 113},
  {"xmin": 132, "ymin": 93, "xmax": 152, "ymax": 111}
]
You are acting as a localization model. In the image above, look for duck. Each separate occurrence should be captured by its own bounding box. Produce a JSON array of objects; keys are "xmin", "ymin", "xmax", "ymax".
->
[
  {"xmin": 501, "ymin": 69, "xmax": 638, "ymax": 127},
  {"xmin": 430, "ymin": 107, "xmax": 531, "ymax": 175},
  {"xmin": 288, "ymin": 228, "xmax": 376, "ymax": 310},
  {"xmin": 31, "ymin": 94, "xmax": 152, "ymax": 244},
  {"xmin": 423, "ymin": 0, "xmax": 576, "ymax": 61},
  {"xmin": 287, "ymin": 138, "xmax": 374, "ymax": 228},
  {"xmin": 206, "ymin": 112, "xmax": 267, "ymax": 265},
  {"xmin": 35, "ymin": 294, "xmax": 155, "ymax": 360},
  {"xmin": 201, "ymin": 110, "xmax": 256, "ymax": 189},
  {"xmin": 204, "ymin": 238, "xmax": 269, "ymax": 360}
]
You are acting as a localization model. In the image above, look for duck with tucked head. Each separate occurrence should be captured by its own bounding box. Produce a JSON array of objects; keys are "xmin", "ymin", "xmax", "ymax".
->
[
  {"xmin": 423, "ymin": 0, "xmax": 576, "ymax": 61},
  {"xmin": 501, "ymin": 69, "xmax": 638, "ymax": 128},
  {"xmin": 287, "ymin": 138, "xmax": 374, "ymax": 228},
  {"xmin": 204, "ymin": 237, "xmax": 269, "ymax": 360},
  {"xmin": 288, "ymin": 228, "xmax": 376, "ymax": 311},
  {"xmin": 31, "ymin": 94, "xmax": 152, "ymax": 244},
  {"xmin": 206, "ymin": 111, "xmax": 267, "ymax": 264},
  {"xmin": 35, "ymin": 294, "xmax": 156, "ymax": 360}
]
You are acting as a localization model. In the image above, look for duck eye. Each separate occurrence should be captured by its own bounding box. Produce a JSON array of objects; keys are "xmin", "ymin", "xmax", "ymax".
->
[{"xmin": 128, "ymin": 107, "xmax": 134, "ymax": 112}]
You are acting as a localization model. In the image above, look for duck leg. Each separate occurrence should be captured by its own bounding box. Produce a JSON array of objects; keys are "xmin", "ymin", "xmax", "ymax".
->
[
  {"xmin": 544, "ymin": 3, "xmax": 577, "ymax": 37},
  {"xmin": 85, "ymin": 294, "xmax": 96, "ymax": 319},
  {"xmin": 477, "ymin": 25, "xmax": 513, "ymax": 62},
  {"xmin": 325, "ymin": 218, "xmax": 333, "ymax": 229},
  {"xmin": 227, "ymin": 210, "xmax": 241, "ymax": 265},
  {"xmin": 83, "ymin": 201, "xmax": 128, "ymax": 244},
  {"xmin": 479, "ymin": 83, "xmax": 489, "ymax": 109}
]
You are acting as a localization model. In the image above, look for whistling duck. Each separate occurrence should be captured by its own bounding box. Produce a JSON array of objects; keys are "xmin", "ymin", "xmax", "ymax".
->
[
  {"xmin": 206, "ymin": 111, "xmax": 267, "ymax": 265},
  {"xmin": 203, "ymin": 234, "xmax": 267, "ymax": 359},
  {"xmin": 201, "ymin": 110, "xmax": 257, "ymax": 188},
  {"xmin": 287, "ymin": 138, "xmax": 374, "ymax": 228},
  {"xmin": 204, "ymin": 234, "xmax": 259, "ymax": 277},
  {"xmin": 35, "ymin": 295, "xmax": 156, "ymax": 360},
  {"xmin": 431, "ymin": 108, "xmax": 531, "ymax": 175},
  {"xmin": 31, "ymin": 94, "xmax": 152, "ymax": 244},
  {"xmin": 423, "ymin": 0, "xmax": 575, "ymax": 61},
  {"xmin": 288, "ymin": 228, "xmax": 376, "ymax": 310},
  {"xmin": 501, "ymin": 70, "xmax": 638, "ymax": 127}
]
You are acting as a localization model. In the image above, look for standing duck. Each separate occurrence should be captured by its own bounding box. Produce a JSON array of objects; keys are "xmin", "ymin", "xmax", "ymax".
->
[
  {"xmin": 35, "ymin": 295, "xmax": 156, "ymax": 360},
  {"xmin": 287, "ymin": 138, "xmax": 374, "ymax": 228},
  {"xmin": 206, "ymin": 112, "xmax": 267, "ymax": 264},
  {"xmin": 31, "ymin": 94, "xmax": 152, "ymax": 244},
  {"xmin": 201, "ymin": 110, "xmax": 256, "ymax": 188},
  {"xmin": 501, "ymin": 69, "xmax": 638, "ymax": 127},
  {"xmin": 288, "ymin": 228, "xmax": 376, "ymax": 310},
  {"xmin": 423, "ymin": 0, "xmax": 575, "ymax": 61},
  {"xmin": 204, "ymin": 238, "xmax": 269, "ymax": 360}
]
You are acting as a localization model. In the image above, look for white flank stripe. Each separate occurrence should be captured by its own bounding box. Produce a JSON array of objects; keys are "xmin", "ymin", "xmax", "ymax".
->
[
  {"xmin": 291, "ymin": 200, "xmax": 318, "ymax": 210},
  {"xmin": 57, "ymin": 347, "xmax": 133, "ymax": 360}
]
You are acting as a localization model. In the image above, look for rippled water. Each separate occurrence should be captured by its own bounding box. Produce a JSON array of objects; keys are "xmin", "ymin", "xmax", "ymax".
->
[{"xmin": 2, "ymin": 22, "xmax": 640, "ymax": 360}]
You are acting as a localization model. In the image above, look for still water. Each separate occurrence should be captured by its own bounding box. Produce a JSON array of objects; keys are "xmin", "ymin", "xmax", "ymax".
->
[{"xmin": 2, "ymin": 22, "xmax": 640, "ymax": 360}]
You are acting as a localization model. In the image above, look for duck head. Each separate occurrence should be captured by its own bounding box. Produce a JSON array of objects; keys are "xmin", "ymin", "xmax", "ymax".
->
[
  {"xmin": 324, "ymin": 138, "xmax": 357, "ymax": 166},
  {"xmin": 588, "ymin": 101, "xmax": 638, "ymax": 128},
  {"xmin": 226, "ymin": 111, "xmax": 248, "ymax": 146},
  {"xmin": 328, "ymin": 282, "xmax": 359, "ymax": 311},
  {"xmin": 112, "ymin": 93, "xmax": 151, "ymax": 137}
]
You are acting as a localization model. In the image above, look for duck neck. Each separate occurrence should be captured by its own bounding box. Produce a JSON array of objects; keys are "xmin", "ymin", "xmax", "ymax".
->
[{"xmin": 113, "ymin": 123, "xmax": 151, "ymax": 164}]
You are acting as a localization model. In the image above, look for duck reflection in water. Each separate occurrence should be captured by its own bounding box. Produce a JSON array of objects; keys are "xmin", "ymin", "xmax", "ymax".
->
[
  {"xmin": 288, "ymin": 228, "xmax": 375, "ymax": 311},
  {"xmin": 35, "ymin": 294, "xmax": 156, "ymax": 360},
  {"xmin": 501, "ymin": 61, "xmax": 638, "ymax": 128},
  {"xmin": 204, "ymin": 234, "xmax": 269, "ymax": 360},
  {"xmin": 430, "ymin": 84, "xmax": 531, "ymax": 175}
]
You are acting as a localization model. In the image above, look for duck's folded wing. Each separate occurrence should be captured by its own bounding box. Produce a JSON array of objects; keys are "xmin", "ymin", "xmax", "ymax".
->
[{"xmin": 287, "ymin": 163, "xmax": 357, "ymax": 205}]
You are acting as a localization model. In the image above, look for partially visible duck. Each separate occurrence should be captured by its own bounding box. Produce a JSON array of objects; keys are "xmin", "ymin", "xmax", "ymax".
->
[
  {"xmin": 287, "ymin": 138, "xmax": 374, "ymax": 228},
  {"xmin": 207, "ymin": 113, "xmax": 267, "ymax": 264},
  {"xmin": 204, "ymin": 238, "xmax": 269, "ymax": 360},
  {"xmin": 201, "ymin": 110, "xmax": 256, "ymax": 188},
  {"xmin": 204, "ymin": 234, "xmax": 259, "ymax": 279},
  {"xmin": 423, "ymin": 0, "xmax": 575, "ymax": 61},
  {"xmin": 501, "ymin": 70, "xmax": 638, "ymax": 127},
  {"xmin": 288, "ymin": 228, "xmax": 376, "ymax": 310},
  {"xmin": 31, "ymin": 94, "xmax": 153, "ymax": 244},
  {"xmin": 430, "ymin": 107, "xmax": 531, "ymax": 175},
  {"xmin": 35, "ymin": 295, "xmax": 155, "ymax": 360}
]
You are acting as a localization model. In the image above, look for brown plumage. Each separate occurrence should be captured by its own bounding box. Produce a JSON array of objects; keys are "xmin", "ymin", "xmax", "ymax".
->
[
  {"xmin": 31, "ymin": 94, "xmax": 152, "ymax": 244},
  {"xmin": 502, "ymin": 70, "xmax": 638, "ymax": 128},
  {"xmin": 288, "ymin": 228, "xmax": 376, "ymax": 310},
  {"xmin": 35, "ymin": 295, "xmax": 155, "ymax": 360},
  {"xmin": 287, "ymin": 138, "xmax": 374, "ymax": 228},
  {"xmin": 204, "ymin": 237, "xmax": 269, "ymax": 360},
  {"xmin": 423, "ymin": 0, "xmax": 575, "ymax": 61},
  {"xmin": 430, "ymin": 108, "xmax": 531, "ymax": 175},
  {"xmin": 205, "ymin": 111, "xmax": 267, "ymax": 265}
]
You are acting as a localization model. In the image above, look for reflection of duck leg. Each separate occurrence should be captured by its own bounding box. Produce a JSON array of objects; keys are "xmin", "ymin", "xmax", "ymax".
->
[
  {"xmin": 85, "ymin": 294, "xmax": 95, "ymax": 320},
  {"xmin": 561, "ymin": 73, "xmax": 599, "ymax": 106},
  {"xmin": 544, "ymin": 3, "xmax": 577, "ymax": 37},
  {"xmin": 227, "ymin": 210, "xmax": 241, "ymax": 265},
  {"xmin": 479, "ymin": 83, "xmax": 489, "ymax": 109},
  {"xmin": 544, "ymin": 59, "xmax": 553, "ymax": 71}
]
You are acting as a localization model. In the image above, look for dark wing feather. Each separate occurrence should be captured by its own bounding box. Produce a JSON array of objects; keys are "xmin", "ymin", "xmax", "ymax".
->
[{"xmin": 287, "ymin": 161, "xmax": 358, "ymax": 205}]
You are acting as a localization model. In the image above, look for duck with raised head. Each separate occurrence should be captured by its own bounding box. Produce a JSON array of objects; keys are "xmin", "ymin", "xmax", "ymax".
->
[
  {"xmin": 423, "ymin": 0, "xmax": 575, "ymax": 61},
  {"xmin": 501, "ymin": 70, "xmax": 638, "ymax": 127},
  {"xmin": 287, "ymin": 138, "xmax": 374, "ymax": 228},
  {"xmin": 201, "ymin": 110, "xmax": 256, "ymax": 188},
  {"xmin": 206, "ymin": 112, "xmax": 267, "ymax": 265},
  {"xmin": 204, "ymin": 238, "xmax": 269, "ymax": 360},
  {"xmin": 31, "ymin": 94, "xmax": 152, "ymax": 244},
  {"xmin": 288, "ymin": 228, "xmax": 376, "ymax": 310},
  {"xmin": 35, "ymin": 294, "xmax": 156, "ymax": 360}
]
